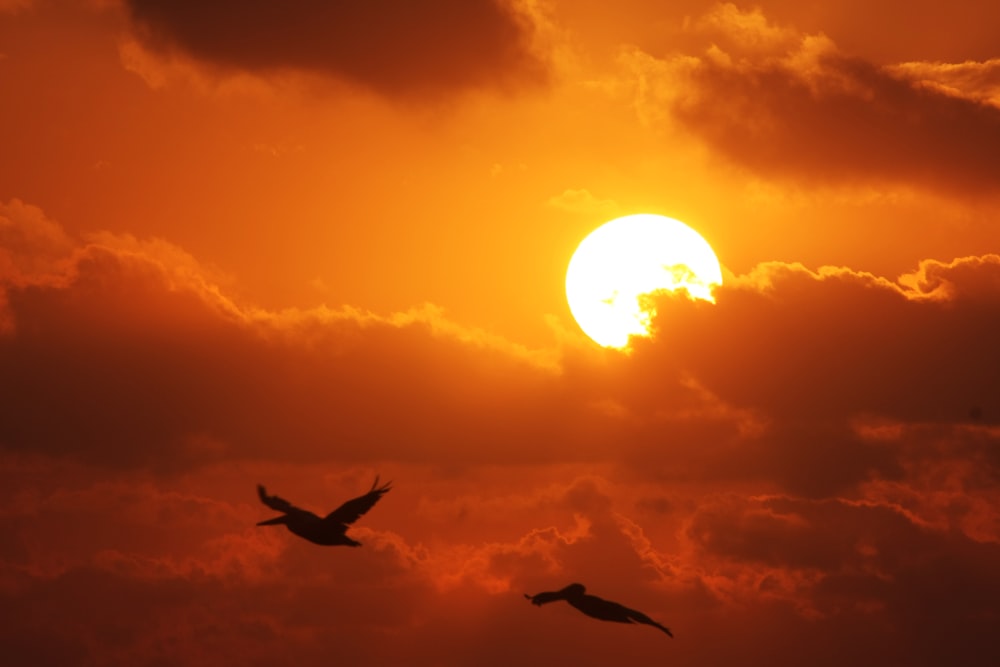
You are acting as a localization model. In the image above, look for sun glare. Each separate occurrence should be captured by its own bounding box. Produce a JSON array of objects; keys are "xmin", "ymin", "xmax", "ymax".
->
[{"xmin": 566, "ymin": 214, "xmax": 723, "ymax": 348}]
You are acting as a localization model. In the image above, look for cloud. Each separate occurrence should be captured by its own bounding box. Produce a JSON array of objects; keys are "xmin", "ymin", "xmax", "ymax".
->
[
  {"xmin": 0, "ymin": 462, "xmax": 671, "ymax": 665},
  {"xmin": 621, "ymin": 4, "xmax": 1000, "ymax": 196},
  {"xmin": 890, "ymin": 58, "xmax": 1000, "ymax": 107},
  {"xmin": 121, "ymin": 0, "xmax": 549, "ymax": 97},
  {"xmin": 591, "ymin": 256, "xmax": 1000, "ymax": 498},
  {"xmin": 547, "ymin": 188, "xmax": 620, "ymax": 216},
  {"xmin": 1, "ymin": 206, "xmax": 591, "ymax": 471},
  {"xmin": 680, "ymin": 490, "xmax": 1000, "ymax": 664},
  {"xmin": 2, "ymin": 203, "xmax": 1000, "ymax": 665},
  {"xmin": 4, "ymin": 201, "xmax": 1000, "ymax": 503},
  {"xmin": 3, "ymin": 459, "xmax": 999, "ymax": 666},
  {"xmin": 0, "ymin": 253, "xmax": 567, "ymax": 469},
  {"xmin": 0, "ymin": 199, "xmax": 74, "ymax": 282},
  {"xmin": 635, "ymin": 257, "xmax": 1000, "ymax": 426}
]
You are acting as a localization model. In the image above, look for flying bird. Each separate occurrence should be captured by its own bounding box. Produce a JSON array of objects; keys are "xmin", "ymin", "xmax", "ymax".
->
[
  {"xmin": 525, "ymin": 583, "xmax": 673, "ymax": 637},
  {"xmin": 256, "ymin": 476, "xmax": 391, "ymax": 546}
]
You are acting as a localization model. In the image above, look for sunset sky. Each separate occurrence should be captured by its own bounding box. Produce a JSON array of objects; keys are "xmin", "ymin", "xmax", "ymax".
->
[{"xmin": 3, "ymin": 1, "xmax": 1000, "ymax": 665}]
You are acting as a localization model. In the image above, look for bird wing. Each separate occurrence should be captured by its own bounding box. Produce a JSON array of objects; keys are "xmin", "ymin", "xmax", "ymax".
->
[
  {"xmin": 324, "ymin": 476, "xmax": 392, "ymax": 525},
  {"xmin": 257, "ymin": 485, "xmax": 318, "ymax": 519},
  {"xmin": 572, "ymin": 595, "xmax": 673, "ymax": 636},
  {"xmin": 624, "ymin": 607, "xmax": 674, "ymax": 637}
]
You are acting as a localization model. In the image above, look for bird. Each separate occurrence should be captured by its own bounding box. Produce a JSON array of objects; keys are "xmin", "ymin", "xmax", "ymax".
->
[
  {"xmin": 256, "ymin": 476, "xmax": 391, "ymax": 546},
  {"xmin": 525, "ymin": 583, "xmax": 673, "ymax": 637}
]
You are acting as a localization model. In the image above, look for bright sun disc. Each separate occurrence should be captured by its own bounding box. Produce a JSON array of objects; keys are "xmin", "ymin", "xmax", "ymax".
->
[{"xmin": 566, "ymin": 214, "xmax": 722, "ymax": 348}]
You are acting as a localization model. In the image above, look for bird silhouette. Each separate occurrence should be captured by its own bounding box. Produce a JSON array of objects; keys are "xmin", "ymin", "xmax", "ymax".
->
[
  {"xmin": 256, "ymin": 476, "xmax": 391, "ymax": 546},
  {"xmin": 525, "ymin": 583, "xmax": 673, "ymax": 637}
]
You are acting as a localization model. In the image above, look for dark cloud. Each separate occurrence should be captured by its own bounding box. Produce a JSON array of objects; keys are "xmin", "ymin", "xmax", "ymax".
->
[
  {"xmin": 2, "ymin": 562, "xmax": 432, "ymax": 666},
  {"xmin": 0, "ymin": 214, "xmax": 720, "ymax": 475},
  {"xmin": 4, "ymin": 209, "xmax": 1000, "ymax": 506},
  {"xmin": 679, "ymin": 54, "xmax": 1000, "ymax": 195},
  {"xmin": 631, "ymin": 5, "xmax": 1000, "ymax": 196},
  {"xmin": 685, "ymin": 491, "xmax": 1000, "ymax": 665},
  {"xmin": 769, "ymin": 0, "xmax": 1000, "ymax": 63},
  {"xmin": 4, "ymin": 461, "xmax": 999, "ymax": 666},
  {"xmin": 0, "ymin": 240, "xmax": 589, "ymax": 471},
  {"xmin": 635, "ymin": 258, "xmax": 1000, "ymax": 425},
  {"xmin": 123, "ymin": 0, "xmax": 548, "ymax": 96}
]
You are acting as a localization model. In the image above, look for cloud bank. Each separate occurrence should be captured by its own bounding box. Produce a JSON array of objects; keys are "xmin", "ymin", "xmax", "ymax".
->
[
  {"xmin": 3, "ymin": 200, "xmax": 999, "ymax": 665},
  {"xmin": 624, "ymin": 4, "xmax": 1000, "ymax": 196},
  {"xmin": 123, "ymin": 0, "xmax": 548, "ymax": 97}
]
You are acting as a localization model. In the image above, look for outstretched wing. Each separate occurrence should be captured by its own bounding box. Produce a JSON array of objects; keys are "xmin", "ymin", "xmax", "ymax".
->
[
  {"xmin": 624, "ymin": 607, "xmax": 674, "ymax": 637},
  {"xmin": 564, "ymin": 591, "xmax": 675, "ymax": 638},
  {"xmin": 257, "ymin": 485, "xmax": 317, "ymax": 519},
  {"xmin": 325, "ymin": 476, "xmax": 392, "ymax": 525}
]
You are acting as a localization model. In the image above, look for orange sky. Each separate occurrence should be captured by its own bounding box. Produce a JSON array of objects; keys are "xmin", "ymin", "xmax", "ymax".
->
[{"xmin": 2, "ymin": 1, "xmax": 1000, "ymax": 665}]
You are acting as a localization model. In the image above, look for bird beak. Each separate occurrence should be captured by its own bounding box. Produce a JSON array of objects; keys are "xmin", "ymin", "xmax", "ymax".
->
[{"xmin": 256, "ymin": 516, "xmax": 286, "ymax": 526}]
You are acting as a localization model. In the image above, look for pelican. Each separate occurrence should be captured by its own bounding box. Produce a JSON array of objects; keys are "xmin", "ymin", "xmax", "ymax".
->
[
  {"xmin": 256, "ymin": 476, "xmax": 391, "ymax": 546},
  {"xmin": 525, "ymin": 583, "xmax": 673, "ymax": 637}
]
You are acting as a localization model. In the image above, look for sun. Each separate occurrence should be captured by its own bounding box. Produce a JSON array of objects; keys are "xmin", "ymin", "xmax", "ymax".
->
[{"xmin": 565, "ymin": 214, "xmax": 722, "ymax": 348}]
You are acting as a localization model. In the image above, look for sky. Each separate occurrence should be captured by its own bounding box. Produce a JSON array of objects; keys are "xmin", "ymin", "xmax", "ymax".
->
[{"xmin": 2, "ymin": 1, "xmax": 1000, "ymax": 665}]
